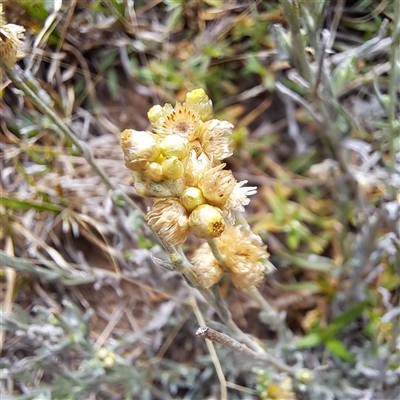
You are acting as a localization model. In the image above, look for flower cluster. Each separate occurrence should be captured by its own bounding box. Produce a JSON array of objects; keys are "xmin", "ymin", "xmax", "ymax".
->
[
  {"xmin": 121, "ymin": 89, "xmax": 272, "ymax": 289},
  {"xmin": 0, "ymin": 4, "xmax": 25, "ymax": 68}
]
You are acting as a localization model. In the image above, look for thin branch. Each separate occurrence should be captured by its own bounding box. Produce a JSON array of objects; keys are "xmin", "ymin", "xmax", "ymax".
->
[
  {"xmin": 190, "ymin": 293, "xmax": 228, "ymax": 400},
  {"xmin": 275, "ymin": 82, "xmax": 323, "ymax": 123},
  {"xmin": 196, "ymin": 326, "xmax": 297, "ymax": 376}
]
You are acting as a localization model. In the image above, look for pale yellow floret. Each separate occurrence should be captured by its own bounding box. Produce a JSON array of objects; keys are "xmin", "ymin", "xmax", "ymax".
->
[
  {"xmin": 188, "ymin": 204, "xmax": 225, "ymax": 239},
  {"xmin": 191, "ymin": 242, "xmax": 224, "ymax": 288},
  {"xmin": 145, "ymin": 198, "xmax": 190, "ymax": 246},
  {"xmin": 198, "ymin": 164, "xmax": 236, "ymax": 207},
  {"xmin": 180, "ymin": 187, "xmax": 206, "ymax": 212}
]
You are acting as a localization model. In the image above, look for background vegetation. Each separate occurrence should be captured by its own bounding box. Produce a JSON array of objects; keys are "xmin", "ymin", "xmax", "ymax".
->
[{"xmin": 1, "ymin": 0, "xmax": 399, "ymax": 399}]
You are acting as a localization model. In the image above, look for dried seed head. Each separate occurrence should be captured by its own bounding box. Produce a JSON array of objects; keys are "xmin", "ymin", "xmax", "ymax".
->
[
  {"xmin": 198, "ymin": 119, "xmax": 234, "ymax": 162},
  {"xmin": 189, "ymin": 204, "xmax": 225, "ymax": 239},
  {"xmin": 230, "ymin": 264, "xmax": 266, "ymax": 290},
  {"xmin": 145, "ymin": 198, "xmax": 190, "ymax": 246},
  {"xmin": 185, "ymin": 88, "xmax": 213, "ymax": 121},
  {"xmin": 215, "ymin": 224, "xmax": 272, "ymax": 289},
  {"xmin": 180, "ymin": 187, "xmax": 206, "ymax": 212},
  {"xmin": 198, "ymin": 164, "xmax": 236, "ymax": 207},
  {"xmin": 191, "ymin": 242, "xmax": 223, "ymax": 288},
  {"xmin": 0, "ymin": 6, "xmax": 25, "ymax": 67},
  {"xmin": 184, "ymin": 151, "xmax": 211, "ymax": 187},
  {"xmin": 160, "ymin": 134, "xmax": 190, "ymax": 160},
  {"xmin": 120, "ymin": 129, "xmax": 161, "ymax": 171}
]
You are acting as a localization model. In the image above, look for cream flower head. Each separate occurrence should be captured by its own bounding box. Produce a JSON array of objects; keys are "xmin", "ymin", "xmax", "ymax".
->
[
  {"xmin": 148, "ymin": 101, "xmax": 202, "ymax": 141},
  {"xmin": 145, "ymin": 198, "xmax": 190, "ymax": 246},
  {"xmin": 191, "ymin": 242, "xmax": 224, "ymax": 288},
  {"xmin": 0, "ymin": 5, "xmax": 25, "ymax": 68},
  {"xmin": 184, "ymin": 150, "xmax": 211, "ymax": 187},
  {"xmin": 217, "ymin": 224, "xmax": 271, "ymax": 273},
  {"xmin": 198, "ymin": 164, "xmax": 236, "ymax": 207},
  {"xmin": 198, "ymin": 119, "xmax": 234, "ymax": 163}
]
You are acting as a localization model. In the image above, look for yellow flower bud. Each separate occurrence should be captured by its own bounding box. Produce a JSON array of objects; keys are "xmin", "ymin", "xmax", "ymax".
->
[
  {"xmin": 185, "ymin": 88, "xmax": 213, "ymax": 121},
  {"xmin": 189, "ymin": 205, "xmax": 225, "ymax": 239},
  {"xmin": 186, "ymin": 88, "xmax": 207, "ymax": 103},
  {"xmin": 180, "ymin": 187, "xmax": 206, "ymax": 212},
  {"xmin": 120, "ymin": 129, "xmax": 161, "ymax": 170},
  {"xmin": 145, "ymin": 162, "xmax": 164, "ymax": 182},
  {"xmin": 161, "ymin": 156, "xmax": 184, "ymax": 180},
  {"xmin": 147, "ymin": 105, "xmax": 163, "ymax": 124},
  {"xmin": 295, "ymin": 368, "xmax": 314, "ymax": 384},
  {"xmin": 96, "ymin": 348, "xmax": 108, "ymax": 360},
  {"xmin": 160, "ymin": 134, "xmax": 190, "ymax": 160}
]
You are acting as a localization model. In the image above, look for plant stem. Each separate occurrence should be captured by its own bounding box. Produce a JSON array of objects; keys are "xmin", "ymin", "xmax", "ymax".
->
[
  {"xmin": 207, "ymin": 238, "xmax": 226, "ymax": 269},
  {"xmin": 388, "ymin": 1, "xmax": 400, "ymax": 171},
  {"xmin": 280, "ymin": 0, "xmax": 313, "ymax": 84},
  {"xmin": 196, "ymin": 326, "xmax": 297, "ymax": 376}
]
